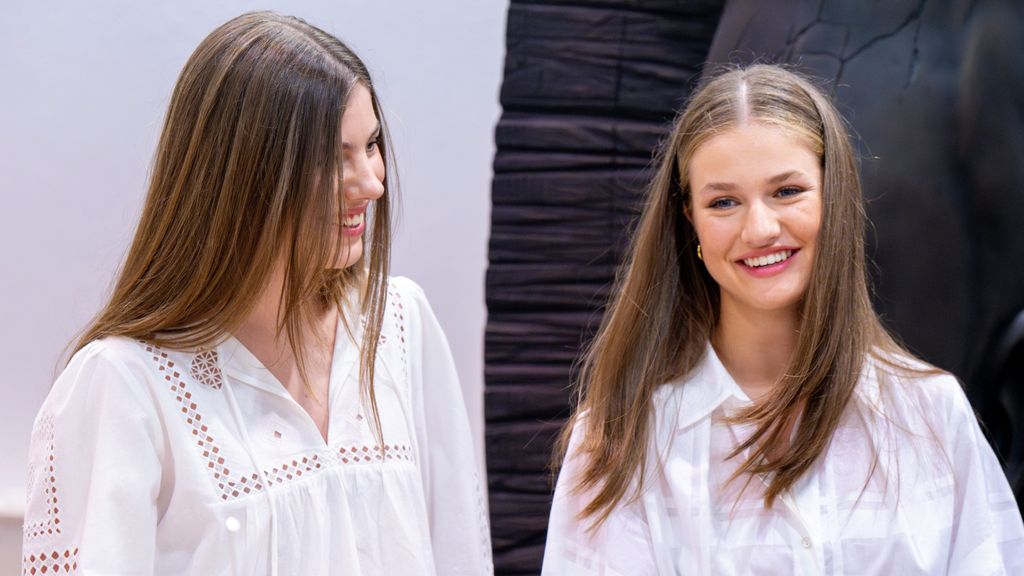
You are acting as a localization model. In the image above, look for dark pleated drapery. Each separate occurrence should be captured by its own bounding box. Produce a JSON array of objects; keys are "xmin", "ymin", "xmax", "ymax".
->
[{"xmin": 485, "ymin": 2, "xmax": 725, "ymax": 573}]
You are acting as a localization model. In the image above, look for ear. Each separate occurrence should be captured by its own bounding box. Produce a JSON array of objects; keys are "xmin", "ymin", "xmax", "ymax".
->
[
  {"xmin": 673, "ymin": 160, "xmax": 696, "ymax": 227},
  {"xmin": 676, "ymin": 165, "xmax": 694, "ymax": 225},
  {"xmin": 682, "ymin": 195, "xmax": 694, "ymax": 225}
]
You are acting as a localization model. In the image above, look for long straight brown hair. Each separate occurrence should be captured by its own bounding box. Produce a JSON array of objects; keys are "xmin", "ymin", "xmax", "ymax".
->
[
  {"xmin": 73, "ymin": 12, "xmax": 395, "ymax": 432},
  {"xmin": 557, "ymin": 64, "xmax": 934, "ymax": 528}
]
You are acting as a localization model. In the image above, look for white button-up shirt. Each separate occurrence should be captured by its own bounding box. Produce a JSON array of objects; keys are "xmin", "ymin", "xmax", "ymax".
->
[
  {"xmin": 543, "ymin": 345, "xmax": 1024, "ymax": 575},
  {"xmin": 23, "ymin": 277, "xmax": 493, "ymax": 576}
]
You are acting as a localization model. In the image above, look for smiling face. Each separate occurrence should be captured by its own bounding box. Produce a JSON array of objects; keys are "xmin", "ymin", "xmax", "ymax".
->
[
  {"xmin": 687, "ymin": 121, "xmax": 822, "ymax": 320},
  {"xmin": 334, "ymin": 83, "xmax": 386, "ymax": 269}
]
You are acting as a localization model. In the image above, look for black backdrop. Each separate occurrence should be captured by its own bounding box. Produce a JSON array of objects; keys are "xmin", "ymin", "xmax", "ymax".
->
[{"xmin": 485, "ymin": 1, "xmax": 1024, "ymax": 573}]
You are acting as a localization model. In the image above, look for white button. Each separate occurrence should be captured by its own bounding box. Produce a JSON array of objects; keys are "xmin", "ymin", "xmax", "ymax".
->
[
  {"xmin": 225, "ymin": 516, "xmax": 241, "ymax": 532},
  {"xmin": 801, "ymin": 537, "xmax": 811, "ymax": 549}
]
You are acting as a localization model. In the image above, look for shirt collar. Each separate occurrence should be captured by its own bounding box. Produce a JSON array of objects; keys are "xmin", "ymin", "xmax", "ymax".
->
[
  {"xmin": 215, "ymin": 303, "xmax": 363, "ymax": 399},
  {"xmin": 674, "ymin": 342, "xmax": 752, "ymax": 430},
  {"xmin": 216, "ymin": 336, "xmax": 290, "ymax": 398}
]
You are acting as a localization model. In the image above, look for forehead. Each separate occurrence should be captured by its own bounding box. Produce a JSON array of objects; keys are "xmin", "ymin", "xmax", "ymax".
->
[
  {"xmin": 685, "ymin": 122, "xmax": 821, "ymax": 187},
  {"xmin": 340, "ymin": 84, "xmax": 379, "ymax": 140}
]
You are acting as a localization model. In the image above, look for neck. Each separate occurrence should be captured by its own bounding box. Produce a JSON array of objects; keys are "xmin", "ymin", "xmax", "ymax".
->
[
  {"xmin": 235, "ymin": 265, "xmax": 337, "ymax": 367},
  {"xmin": 713, "ymin": 298, "xmax": 801, "ymax": 401}
]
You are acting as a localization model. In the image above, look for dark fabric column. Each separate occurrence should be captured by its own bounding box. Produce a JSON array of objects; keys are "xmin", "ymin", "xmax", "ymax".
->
[{"xmin": 485, "ymin": 2, "xmax": 724, "ymax": 573}]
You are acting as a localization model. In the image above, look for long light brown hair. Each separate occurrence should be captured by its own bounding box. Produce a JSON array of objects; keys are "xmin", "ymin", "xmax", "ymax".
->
[
  {"xmin": 557, "ymin": 64, "xmax": 934, "ymax": 527},
  {"xmin": 73, "ymin": 12, "xmax": 394, "ymax": 431}
]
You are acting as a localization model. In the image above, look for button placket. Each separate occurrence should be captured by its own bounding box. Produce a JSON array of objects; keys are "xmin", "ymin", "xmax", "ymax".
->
[
  {"xmin": 778, "ymin": 492, "xmax": 815, "ymax": 550},
  {"xmin": 723, "ymin": 400, "xmax": 821, "ymax": 571}
]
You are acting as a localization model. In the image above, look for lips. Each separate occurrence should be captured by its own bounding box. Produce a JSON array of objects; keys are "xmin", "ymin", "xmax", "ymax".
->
[
  {"xmin": 341, "ymin": 212, "xmax": 364, "ymax": 228},
  {"xmin": 741, "ymin": 249, "xmax": 794, "ymax": 268},
  {"xmin": 338, "ymin": 206, "xmax": 368, "ymax": 237},
  {"xmin": 735, "ymin": 248, "xmax": 800, "ymax": 277}
]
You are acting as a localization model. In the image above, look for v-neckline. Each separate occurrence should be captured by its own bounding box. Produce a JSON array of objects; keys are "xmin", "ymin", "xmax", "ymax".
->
[{"xmin": 216, "ymin": 307, "xmax": 363, "ymax": 447}]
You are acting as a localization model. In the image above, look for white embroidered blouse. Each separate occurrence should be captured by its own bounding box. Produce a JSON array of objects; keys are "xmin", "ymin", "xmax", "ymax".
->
[
  {"xmin": 543, "ymin": 345, "xmax": 1024, "ymax": 575},
  {"xmin": 23, "ymin": 277, "xmax": 493, "ymax": 576}
]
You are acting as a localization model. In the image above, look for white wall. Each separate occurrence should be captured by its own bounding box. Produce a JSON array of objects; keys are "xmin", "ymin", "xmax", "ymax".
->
[{"xmin": 0, "ymin": 0, "xmax": 505, "ymax": 563}]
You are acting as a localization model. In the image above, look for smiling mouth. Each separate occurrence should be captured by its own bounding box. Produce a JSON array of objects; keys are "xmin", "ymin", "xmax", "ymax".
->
[
  {"xmin": 741, "ymin": 249, "xmax": 795, "ymax": 268},
  {"xmin": 341, "ymin": 212, "xmax": 365, "ymax": 228}
]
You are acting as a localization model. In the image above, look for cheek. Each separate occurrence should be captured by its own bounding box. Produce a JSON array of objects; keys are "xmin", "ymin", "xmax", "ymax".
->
[
  {"xmin": 794, "ymin": 201, "xmax": 823, "ymax": 246},
  {"xmin": 692, "ymin": 216, "xmax": 733, "ymax": 255}
]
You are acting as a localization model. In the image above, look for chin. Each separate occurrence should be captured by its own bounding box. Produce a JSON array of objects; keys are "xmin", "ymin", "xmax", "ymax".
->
[
  {"xmin": 752, "ymin": 293, "xmax": 806, "ymax": 314},
  {"xmin": 332, "ymin": 241, "xmax": 363, "ymax": 269}
]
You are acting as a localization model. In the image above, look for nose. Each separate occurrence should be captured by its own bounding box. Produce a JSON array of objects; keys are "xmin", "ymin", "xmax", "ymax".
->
[
  {"xmin": 740, "ymin": 200, "xmax": 781, "ymax": 247},
  {"xmin": 342, "ymin": 156, "xmax": 385, "ymax": 202}
]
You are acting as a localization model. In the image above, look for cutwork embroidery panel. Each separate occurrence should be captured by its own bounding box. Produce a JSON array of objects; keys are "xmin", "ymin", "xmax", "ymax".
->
[
  {"xmin": 146, "ymin": 344, "xmax": 417, "ymax": 502},
  {"xmin": 190, "ymin": 349, "xmax": 223, "ymax": 389},
  {"xmin": 474, "ymin": 472, "xmax": 495, "ymax": 573},
  {"xmin": 23, "ymin": 414, "xmax": 60, "ymax": 541},
  {"xmin": 22, "ymin": 548, "xmax": 79, "ymax": 576},
  {"xmin": 357, "ymin": 281, "xmax": 411, "ymax": 388},
  {"xmin": 260, "ymin": 445, "xmax": 413, "ymax": 486},
  {"xmin": 146, "ymin": 344, "xmax": 264, "ymax": 501},
  {"xmin": 387, "ymin": 284, "xmax": 409, "ymax": 384}
]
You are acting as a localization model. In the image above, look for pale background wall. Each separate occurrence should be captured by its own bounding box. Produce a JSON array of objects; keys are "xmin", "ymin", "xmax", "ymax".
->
[{"xmin": 0, "ymin": 0, "xmax": 505, "ymax": 568}]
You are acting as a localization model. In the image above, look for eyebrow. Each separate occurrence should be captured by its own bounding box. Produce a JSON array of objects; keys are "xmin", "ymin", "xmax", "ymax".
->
[
  {"xmin": 697, "ymin": 170, "xmax": 809, "ymax": 195},
  {"xmin": 767, "ymin": 170, "xmax": 805, "ymax": 184},
  {"xmin": 341, "ymin": 123, "xmax": 381, "ymax": 150}
]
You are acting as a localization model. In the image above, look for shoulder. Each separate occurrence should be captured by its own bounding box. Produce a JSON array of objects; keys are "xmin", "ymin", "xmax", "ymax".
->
[
  {"xmin": 63, "ymin": 337, "xmax": 160, "ymax": 383},
  {"xmin": 373, "ymin": 276, "xmax": 453, "ymax": 374},
  {"xmin": 42, "ymin": 337, "xmax": 164, "ymax": 424},
  {"xmin": 386, "ymin": 275, "xmax": 430, "ymax": 308},
  {"xmin": 861, "ymin": 349, "xmax": 971, "ymax": 426},
  {"xmin": 385, "ymin": 275, "xmax": 440, "ymax": 327},
  {"xmin": 649, "ymin": 347, "xmax": 721, "ymax": 432},
  {"xmin": 651, "ymin": 382, "xmax": 687, "ymax": 423}
]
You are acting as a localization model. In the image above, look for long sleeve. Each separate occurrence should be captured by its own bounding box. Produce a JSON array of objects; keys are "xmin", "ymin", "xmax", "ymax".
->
[
  {"xmin": 943, "ymin": 380, "xmax": 1024, "ymax": 575},
  {"xmin": 401, "ymin": 278, "xmax": 493, "ymax": 575},
  {"xmin": 542, "ymin": 419, "xmax": 659, "ymax": 576},
  {"xmin": 23, "ymin": 341, "xmax": 166, "ymax": 576}
]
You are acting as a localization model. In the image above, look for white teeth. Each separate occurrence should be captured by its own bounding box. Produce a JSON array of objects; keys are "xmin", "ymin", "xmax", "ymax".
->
[
  {"xmin": 342, "ymin": 213, "xmax": 364, "ymax": 228},
  {"xmin": 743, "ymin": 250, "xmax": 793, "ymax": 268}
]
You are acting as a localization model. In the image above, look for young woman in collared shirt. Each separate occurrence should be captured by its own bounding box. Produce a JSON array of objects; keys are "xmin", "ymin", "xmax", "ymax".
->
[
  {"xmin": 22, "ymin": 12, "xmax": 492, "ymax": 575},
  {"xmin": 542, "ymin": 65, "xmax": 1023, "ymax": 575}
]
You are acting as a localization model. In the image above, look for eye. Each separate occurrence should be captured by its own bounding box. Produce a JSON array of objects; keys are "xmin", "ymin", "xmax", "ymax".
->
[
  {"xmin": 366, "ymin": 138, "xmax": 379, "ymax": 154},
  {"xmin": 708, "ymin": 197, "xmax": 737, "ymax": 210},
  {"xmin": 775, "ymin": 186, "xmax": 804, "ymax": 198}
]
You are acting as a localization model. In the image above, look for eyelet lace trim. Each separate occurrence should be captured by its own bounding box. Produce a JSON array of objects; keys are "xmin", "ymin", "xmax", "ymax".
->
[
  {"xmin": 22, "ymin": 548, "xmax": 78, "ymax": 575},
  {"xmin": 387, "ymin": 284, "xmax": 409, "ymax": 383},
  {"xmin": 23, "ymin": 414, "xmax": 60, "ymax": 541},
  {"xmin": 475, "ymin": 473, "xmax": 495, "ymax": 571},
  {"xmin": 190, "ymin": 349, "xmax": 223, "ymax": 389},
  {"xmin": 337, "ymin": 443, "xmax": 413, "ymax": 464},
  {"xmin": 146, "ymin": 344, "xmax": 265, "ymax": 501},
  {"xmin": 145, "ymin": 342, "xmax": 416, "ymax": 501},
  {"xmin": 355, "ymin": 280, "xmax": 410, "ymax": 384},
  {"xmin": 259, "ymin": 443, "xmax": 414, "ymax": 485}
]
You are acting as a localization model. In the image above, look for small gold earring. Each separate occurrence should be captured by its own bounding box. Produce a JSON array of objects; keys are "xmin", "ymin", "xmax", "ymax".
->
[{"xmin": 696, "ymin": 244, "xmax": 703, "ymax": 260}]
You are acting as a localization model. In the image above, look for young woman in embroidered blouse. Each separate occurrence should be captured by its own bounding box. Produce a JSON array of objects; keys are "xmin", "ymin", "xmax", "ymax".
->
[
  {"xmin": 22, "ymin": 12, "xmax": 492, "ymax": 576},
  {"xmin": 542, "ymin": 65, "xmax": 1024, "ymax": 575}
]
